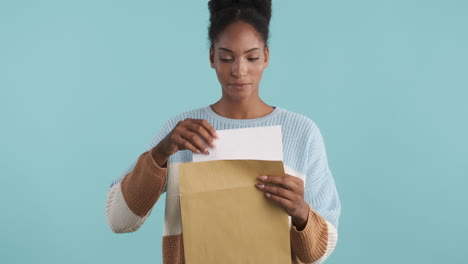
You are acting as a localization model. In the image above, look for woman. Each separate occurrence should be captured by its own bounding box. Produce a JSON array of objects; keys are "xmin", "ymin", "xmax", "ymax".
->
[{"xmin": 106, "ymin": 1, "xmax": 341, "ymax": 263}]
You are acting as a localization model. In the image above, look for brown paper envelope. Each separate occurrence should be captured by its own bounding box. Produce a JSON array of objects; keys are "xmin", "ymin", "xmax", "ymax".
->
[{"xmin": 179, "ymin": 159, "xmax": 291, "ymax": 264}]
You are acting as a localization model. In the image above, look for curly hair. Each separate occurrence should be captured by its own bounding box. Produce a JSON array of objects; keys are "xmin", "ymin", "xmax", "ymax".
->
[{"xmin": 208, "ymin": 0, "xmax": 272, "ymax": 47}]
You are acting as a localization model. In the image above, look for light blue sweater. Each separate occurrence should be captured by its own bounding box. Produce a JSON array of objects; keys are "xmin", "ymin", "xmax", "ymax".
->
[{"xmin": 112, "ymin": 105, "xmax": 341, "ymax": 230}]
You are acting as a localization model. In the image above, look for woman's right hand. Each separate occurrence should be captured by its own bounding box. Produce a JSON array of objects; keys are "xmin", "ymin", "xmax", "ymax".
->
[{"xmin": 152, "ymin": 118, "xmax": 218, "ymax": 166}]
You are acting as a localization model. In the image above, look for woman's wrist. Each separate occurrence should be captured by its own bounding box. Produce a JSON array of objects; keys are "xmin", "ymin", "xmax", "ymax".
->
[
  {"xmin": 152, "ymin": 144, "xmax": 169, "ymax": 168},
  {"xmin": 292, "ymin": 203, "xmax": 310, "ymax": 231}
]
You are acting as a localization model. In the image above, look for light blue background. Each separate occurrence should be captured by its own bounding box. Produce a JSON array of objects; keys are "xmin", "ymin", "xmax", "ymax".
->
[{"xmin": 1, "ymin": 0, "xmax": 467, "ymax": 263}]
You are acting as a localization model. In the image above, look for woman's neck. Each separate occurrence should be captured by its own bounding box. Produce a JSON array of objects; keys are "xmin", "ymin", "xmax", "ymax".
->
[{"xmin": 210, "ymin": 97, "xmax": 275, "ymax": 119}]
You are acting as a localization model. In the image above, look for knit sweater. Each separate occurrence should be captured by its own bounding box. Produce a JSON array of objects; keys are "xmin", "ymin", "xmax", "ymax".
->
[{"xmin": 105, "ymin": 105, "xmax": 341, "ymax": 264}]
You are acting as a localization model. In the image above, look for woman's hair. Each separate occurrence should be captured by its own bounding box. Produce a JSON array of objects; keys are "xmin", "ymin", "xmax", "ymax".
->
[{"xmin": 208, "ymin": 0, "xmax": 272, "ymax": 48}]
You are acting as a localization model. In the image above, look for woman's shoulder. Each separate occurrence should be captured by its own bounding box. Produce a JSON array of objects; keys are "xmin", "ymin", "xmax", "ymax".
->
[{"xmin": 276, "ymin": 106, "xmax": 320, "ymax": 133}]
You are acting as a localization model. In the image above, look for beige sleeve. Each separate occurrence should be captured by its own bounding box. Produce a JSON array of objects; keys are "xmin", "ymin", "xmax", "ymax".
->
[
  {"xmin": 120, "ymin": 148, "xmax": 168, "ymax": 217},
  {"xmin": 290, "ymin": 204, "xmax": 329, "ymax": 263},
  {"xmin": 106, "ymin": 148, "xmax": 168, "ymax": 233}
]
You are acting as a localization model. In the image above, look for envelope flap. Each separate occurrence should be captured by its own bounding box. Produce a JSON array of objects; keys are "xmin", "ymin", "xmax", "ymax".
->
[{"xmin": 179, "ymin": 160, "xmax": 285, "ymax": 195}]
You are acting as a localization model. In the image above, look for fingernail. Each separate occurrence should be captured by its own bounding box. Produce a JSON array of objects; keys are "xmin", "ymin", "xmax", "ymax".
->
[
  {"xmin": 204, "ymin": 149, "xmax": 210, "ymax": 155},
  {"xmin": 211, "ymin": 142, "xmax": 216, "ymax": 148},
  {"xmin": 256, "ymin": 183, "xmax": 264, "ymax": 188},
  {"xmin": 265, "ymin": 193, "xmax": 271, "ymax": 198},
  {"xmin": 215, "ymin": 132, "xmax": 219, "ymax": 139},
  {"xmin": 258, "ymin": 175, "xmax": 267, "ymax": 181}
]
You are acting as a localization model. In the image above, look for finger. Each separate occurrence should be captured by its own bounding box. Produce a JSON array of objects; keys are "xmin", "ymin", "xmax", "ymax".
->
[
  {"xmin": 174, "ymin": 135, "xmax": 202, "ymax": 154},
  {"xmin": 186, "ymin": 121, "xmax": 216, "ymax": 148},
  {"xmin": 256, "ymin": 183, "xmax": 297, "ymax": 201},
  {"xmin": 191, "ymin": 119, "xmax": 219, "ymax": 139},
  {"xmin": 257, "ymin": 175, "xmax": 299, "ymax": 191},
  {"xmin": 285, "ymin": 173, "xmax": 304, "ymax": 185},
  {"xmin": 264, "ymin": 192, "xmax": 295, "ymax": 212},
  {"xmin": 180, "ymin": 132, "xmax": 209, "ymax": 154}
]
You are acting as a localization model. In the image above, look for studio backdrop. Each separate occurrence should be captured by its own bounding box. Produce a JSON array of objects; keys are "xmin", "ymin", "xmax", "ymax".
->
[{"xmin": 1, "ymin": 0, "xmax": 467, "ymax": 263}]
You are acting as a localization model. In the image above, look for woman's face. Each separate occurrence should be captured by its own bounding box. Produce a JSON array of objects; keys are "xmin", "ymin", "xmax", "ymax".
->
[{"xmin": 210, "ymin": 21, "xmax": 269, "ymax": 101}]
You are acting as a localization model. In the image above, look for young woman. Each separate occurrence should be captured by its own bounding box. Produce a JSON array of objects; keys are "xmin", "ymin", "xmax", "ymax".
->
[{"xmin": 106, "ymin": 1, "xmax": 341, "ymax": 263}]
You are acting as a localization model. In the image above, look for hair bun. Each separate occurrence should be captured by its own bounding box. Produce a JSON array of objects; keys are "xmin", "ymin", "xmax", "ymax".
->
[{"xmin": 208, "ymin": 0, "xmax": 272, "ymax": 23}]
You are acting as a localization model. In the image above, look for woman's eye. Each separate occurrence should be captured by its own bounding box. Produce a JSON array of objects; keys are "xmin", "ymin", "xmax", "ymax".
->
[
  {"xmin": 220, "ymin": 58, "xmax": 233, "ymax": 62},
  {"xmin": 248, "ymin": 57, "xmax": 260, "ymax": 62}
]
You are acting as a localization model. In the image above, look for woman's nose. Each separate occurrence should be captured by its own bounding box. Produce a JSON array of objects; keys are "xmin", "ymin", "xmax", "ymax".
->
[{"xmin": 231, "ymin": 59, "xmax": 247, "ymax": 78}]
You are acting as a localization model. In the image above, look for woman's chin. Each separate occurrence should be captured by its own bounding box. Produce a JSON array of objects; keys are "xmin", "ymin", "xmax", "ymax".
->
[{"xmin": 223, "ymin": 86, "xmax": 256, "ymax": 101}]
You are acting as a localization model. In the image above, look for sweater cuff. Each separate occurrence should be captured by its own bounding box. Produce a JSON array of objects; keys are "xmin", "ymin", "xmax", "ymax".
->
[
  {"xmin": 120, "ymin": 149, "xmax": 168, "ymax": 217},
  {"xmin": 290, "ymin": 204, "xmax": 328, "ymax": 263}
]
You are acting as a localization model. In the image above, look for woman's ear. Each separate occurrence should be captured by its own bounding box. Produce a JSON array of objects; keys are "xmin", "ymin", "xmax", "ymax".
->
[
  {"xmin": 209, "ymin": 47, "xmax": 215, "ymax": 68},
  {"xmin": 264, "ymin": 45, "xmax": 270, "ymax": 68}
]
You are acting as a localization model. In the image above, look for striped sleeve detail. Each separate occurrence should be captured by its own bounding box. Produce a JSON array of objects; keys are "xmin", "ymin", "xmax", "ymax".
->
[
  {"xmin": 105, "ymin": 182, "xmax": 150, "ymax": 233},
  {"xmin": 120, "ymin": 149, "xmax": 168, "ymax": 217},
  {"xmin": 310, "ymin": 220, "xmax": 338, "ymax": 264},
  {"xmin": 162, "ymin": 234, "xmax": 185, "ymax": 263},
  {"xmin": 105, "ymin": 149, "xmax": 167, "ymax": 233},
  {"xmin": 290, "ymin": 205, "xmax": 329, "ymax": 263}
]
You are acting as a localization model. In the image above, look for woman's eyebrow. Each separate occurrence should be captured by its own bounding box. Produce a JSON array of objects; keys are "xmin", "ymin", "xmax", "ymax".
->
[{"xmin": 218, "ymin": 47, "xmax": 260, "ymax": 54}]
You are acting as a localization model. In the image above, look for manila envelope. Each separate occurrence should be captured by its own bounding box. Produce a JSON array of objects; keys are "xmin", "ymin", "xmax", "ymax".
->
[{"xmin": 179, "ymin": 159, "xmax": 291, "ymax": 264}]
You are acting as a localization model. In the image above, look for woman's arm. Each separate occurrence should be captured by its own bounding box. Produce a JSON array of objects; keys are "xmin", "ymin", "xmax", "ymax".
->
[
  {"xmin": 256, "ymin": 122, "xmax": 341, "ymax": 263},
  {"xmin": 291, "ymin": 122, "xmax": 341, "ymax": 263},
  {"xmin": 256, "ymin": 172, "xmax": 338, "ymax": 263},
  {"xmin": 105, "ymin": 147, "xmax": 168, "ymax": 233},
  {"xmin": 105, "ymin": 117, "xmax": 218, "ymax": 233},
  {"xmin": 105, "ymin": 117, "xmax": 176, "ymax": 234},
  {"xmin": 290, "ymin": 166, "xmax": 340, "ymax": 263}
]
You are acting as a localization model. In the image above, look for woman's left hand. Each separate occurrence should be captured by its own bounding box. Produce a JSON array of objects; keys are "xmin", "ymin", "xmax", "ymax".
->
[{"xmin": 256, "ymin": 174, "xmax": 310, "ymax": 230}]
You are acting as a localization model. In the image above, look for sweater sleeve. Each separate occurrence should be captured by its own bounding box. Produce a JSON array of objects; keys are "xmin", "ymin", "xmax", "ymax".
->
[
  {"xmin": 290, "ymin": 122, "xmax": 341, "ymax": 263},
  {"xmin": 105, "ymin": 118, "xmax": 175, "ymax": 233}
]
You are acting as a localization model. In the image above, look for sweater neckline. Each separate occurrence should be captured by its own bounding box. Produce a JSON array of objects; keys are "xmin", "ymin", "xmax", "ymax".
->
[{"xmin": 202, "ymin": 105, "xmax": 282, "ymax": 125}]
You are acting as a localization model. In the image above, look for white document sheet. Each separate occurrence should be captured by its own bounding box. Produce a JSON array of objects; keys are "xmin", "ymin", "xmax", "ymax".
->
[{"xmin": 192, "ymin": 125, "xmax": 283, "ymax": 162}]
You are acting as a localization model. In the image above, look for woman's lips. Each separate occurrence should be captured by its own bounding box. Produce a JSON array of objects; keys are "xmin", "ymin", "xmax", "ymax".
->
[{"xmin": 230, "ymin": 83, "xmax": 250, "ymax": 89}]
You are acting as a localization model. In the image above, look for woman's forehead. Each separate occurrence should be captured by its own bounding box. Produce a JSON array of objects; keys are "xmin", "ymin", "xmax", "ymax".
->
[{"xmin": 214, "ymin": 22, "xmax": 265, "ymax": 51}]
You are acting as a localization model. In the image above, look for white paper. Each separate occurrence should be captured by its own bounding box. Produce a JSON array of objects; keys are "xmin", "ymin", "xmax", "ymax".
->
[{"xmin": 192, "ymin": 125, "xmax": 283, "ymax": 162}]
